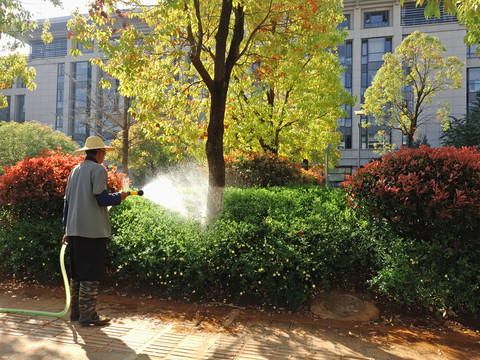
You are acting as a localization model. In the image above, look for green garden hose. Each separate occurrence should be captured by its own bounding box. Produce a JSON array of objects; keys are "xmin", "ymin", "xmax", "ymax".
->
[{"xmin": 0, "ymin": 244, "xmax": 71, "ymax": 317}]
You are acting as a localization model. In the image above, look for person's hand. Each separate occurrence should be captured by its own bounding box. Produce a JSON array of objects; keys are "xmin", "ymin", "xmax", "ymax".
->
[
  {"xmin": 62, "ymin": 235, "xmax": 69, "ymax": 245},
  {"xmin": 120, "ymin": 191, "xmax": 129, "ymax": 201}
]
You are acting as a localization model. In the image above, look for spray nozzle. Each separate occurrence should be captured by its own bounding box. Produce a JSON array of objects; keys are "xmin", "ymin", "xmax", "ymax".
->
[{"xmin": 127, "ymin": 190, "xmax": 144, "ymax": 196}]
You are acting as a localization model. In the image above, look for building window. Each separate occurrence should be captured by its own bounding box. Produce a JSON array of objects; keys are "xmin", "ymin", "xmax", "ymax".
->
[
  {"xmin": 362, "ymin": 131, "xmax": 391, "ymax": 149},
  {"xmin": 364, "ymin": 11, "xmax": 389, "ymax": 29},
  {"xmin": 338, "ymin": 41, "xmax": 353, "ymax": 149},
  {"xmin": 361, "ymin": 38, "xmax": 392, "ymax": 94},
  {"xmin": 71, "ymin": 61, "xmax": 92, "ymax": 143},
  {"xmin": 56, "ymin": 63, "xmax": 65, "ymax": 130},
  {"xmin": 362, "ymin": 37, "xmax": 392, "ymax": 65},
  {"xmin": 401, "ymin": 2, "xmax": 457, "ymax": 26},
  {"xmin": 467, "ymin": 44, "xmax": 480, "ymax": 58},
  {"xmin": 338, "ymin": 40, "xmax": 352, "ymax": 66},
  {"xmin": 15, "ymin": 95, "xmax": 25, "ymax": 123},
  {"xmin": 16, "ymin": 77, "xmax": 26, "ymax": 88},
  {"xmin": 338, "ymin": 14, "xmax": 350, "ymax": 30},
  {"xmin": 75, "ymin": 41, "xmax": 94, "ymax": 54},
  {"xmin": 0, "ymin": 96, "xmax": 10, "ymax": 121},
  {"xmin": 467, "ymin": 68, "xmax": 480, "ymax": 109},
  {"xmin": 361, "ymin": 37, "xmax": 392, "ymax": 148},
  {"xmin": 339, "ymin": 134, "xmax": 352, "ymax": 149},
  {"xmin": 30, "ymin": 38, "xmax": 67, "ymax": 59}
]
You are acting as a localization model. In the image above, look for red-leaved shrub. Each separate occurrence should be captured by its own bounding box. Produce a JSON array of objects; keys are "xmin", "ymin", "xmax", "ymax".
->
[
  {"xmin": 225, "ymin": 151, "xmax": 324, "ymax": 187},
  {"xmin": 0, "ymin": 149, "xmax": 127, "ymax": 219},
  {"xmin": 341, "ymin": 146, "xmax": 480, "ymax": 244}
]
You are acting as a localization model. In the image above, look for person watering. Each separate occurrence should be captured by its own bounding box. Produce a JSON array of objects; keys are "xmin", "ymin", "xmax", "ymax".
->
[{"xmin": 62, "ymin": 136, "xmax": 129, "ymax": 326}]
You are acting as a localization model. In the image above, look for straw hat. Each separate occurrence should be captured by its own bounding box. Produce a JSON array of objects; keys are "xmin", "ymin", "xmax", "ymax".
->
[{"xmin": 75, "ymin": 136, "xmax": 115, "ymax": 153}]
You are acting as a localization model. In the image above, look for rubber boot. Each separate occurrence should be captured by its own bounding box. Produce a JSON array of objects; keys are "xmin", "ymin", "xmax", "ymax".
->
[
  {"xmin": 69, "ymin": 279, "xmax": 80, "ymax": 321},
  {"xmin": 78, "ymin": 281, "xmax": 110, "ymax": 327}
]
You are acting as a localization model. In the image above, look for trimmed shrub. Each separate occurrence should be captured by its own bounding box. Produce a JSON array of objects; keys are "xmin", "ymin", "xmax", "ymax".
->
[
  {"xmin": 0, "ymin": 149, "xmax": 126, "ymax": 218},
  {"xmin": 225, "ymin": 151, "xmax": 324, "ymax": 187},
  {"xmin": 0, "ymin": 216, "xmax": 64, "ymax": 278},
  {"xmin": 0, "ymin": 150, "xmax": 127, "ymax": 278},
  {"xmin": 108, "ymin": 197, "xmax": 202, "ymax": 290},
  {"xmin": 109, "ymin": 187, "xmax": 375, "ymax": 310},
  {"xmin": 341, "ymin": 146, "xmax": 480, "ymax": 244},
  {"xmin": 203, "ymin": 186, "xmax": 375, "ymax": 309},
  {"xmin": 341, "ymin": 145, "xmax": 480, "ymax": 312},
  {"xmin": 0, "ymin": 149, "xmax": 80, "ymax": 219},
  {"xmin": 369, "ymin": 235, "xmax": 480, "ymax": 312}
]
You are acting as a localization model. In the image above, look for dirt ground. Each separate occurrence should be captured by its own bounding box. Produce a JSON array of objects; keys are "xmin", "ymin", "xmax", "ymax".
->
[
  {"xmin": 1, "ymin": 277, "xmax": 478, "ymax": 337},
  {"xmin": 1, "ymin": 278, "xmax": 480, "ymax": 360}
]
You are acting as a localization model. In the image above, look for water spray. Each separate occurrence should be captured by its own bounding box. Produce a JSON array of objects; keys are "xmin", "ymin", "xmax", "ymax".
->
[{"xmin": 140, "ymin": 167, "xmax": 208, "ymax": 220}]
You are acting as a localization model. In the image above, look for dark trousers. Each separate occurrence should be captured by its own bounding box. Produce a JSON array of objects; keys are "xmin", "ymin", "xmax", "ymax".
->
[{"xmin": 69, "ymin": 236, "xmax": 108, "ymax": 281}]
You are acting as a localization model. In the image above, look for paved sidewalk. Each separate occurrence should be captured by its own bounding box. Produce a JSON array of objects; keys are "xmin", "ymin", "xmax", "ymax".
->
[{"xmin": 0, "ymin": 286, "xmax": 479, "ymax": 359}]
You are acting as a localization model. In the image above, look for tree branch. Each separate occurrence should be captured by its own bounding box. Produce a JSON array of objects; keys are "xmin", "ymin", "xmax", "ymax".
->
[
  {"xmin": 237, "ymin": 0, "xmax": 273, "ymax": 60},
  {"xmin": 186, "ymin": 0, "xmax": 213, "ymax": 90},
  {"xmin": 225, "ymin": 4, "xmax": 245, "ymax": 78}
]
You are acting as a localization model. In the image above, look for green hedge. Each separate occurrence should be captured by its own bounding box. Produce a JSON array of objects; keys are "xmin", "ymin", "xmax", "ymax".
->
[
  {"xmin": 2, "ymin": 184, "xmax": 479, "ymax": 313},
  {"xmin": 0, "ymin": 214, "xmax": 63, "ymax": 279},
  {"xmin": 109, "ymin": 186, "xmax": 376, "ymax": 310}
]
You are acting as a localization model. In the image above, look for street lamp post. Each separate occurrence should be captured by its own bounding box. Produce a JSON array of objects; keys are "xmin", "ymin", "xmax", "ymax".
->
[
  {"xmin": 325, "ymin": 143, "xmax": 332, "ymax": 186},
  {"xmin": 354, "ymin": 110, "xmax": 365, "ymax": 168}
]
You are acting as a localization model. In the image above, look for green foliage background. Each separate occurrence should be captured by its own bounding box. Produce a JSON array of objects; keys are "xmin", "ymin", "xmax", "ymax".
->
[
  {"xmin": 441, "ymin": 93, "xmax": 480, "ymax": 149},
  {"xmin": 0, "ymin": 121, "xmax": 78, "ymax": 174}
]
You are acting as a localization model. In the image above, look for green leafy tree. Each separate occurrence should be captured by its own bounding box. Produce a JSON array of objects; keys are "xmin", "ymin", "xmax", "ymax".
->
[
  {"xmin": 400, "ymin": 0, "xmax": 480, "ymax": 46},
  {"xmin": 224, "ymin": 5, "xmax": 352, "ymax": 166},
  {"xmin": 109, "ymin": 123, "xmax": 193, "ymax": 182},
  {"xmin": 67, "ymin": 0, "xmax": 346, "ymax": 220},
  {"xmin": 0, "ymin": 121, "xmax": 78, "ymax": 174},
  {"xmin": 362, "ymin": 31, "xmax": 463, "ymax": 148},
  {"xmin": 441, "ymin": 93, "xmax": 480, "ymax": 149},
  {"xmin": 0, "ymin": 1, "xmax": 60, "ymax": 107},
  {"xmin": 64, "ymin": 70, "xmax": 135, "ymax": 177}
]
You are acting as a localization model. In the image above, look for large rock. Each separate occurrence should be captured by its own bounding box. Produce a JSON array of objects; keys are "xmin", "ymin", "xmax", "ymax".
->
[{"xmin": 311, "ymin": 292, "xmax": 379, "ymax": 322}]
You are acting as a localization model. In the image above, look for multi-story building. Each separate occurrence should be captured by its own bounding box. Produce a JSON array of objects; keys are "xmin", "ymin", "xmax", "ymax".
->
[
  {"xmin": 1, "ymin": 15, "xmax": 133, "ymax": 145},
  {"xmin": 2, "ymin": 1, "xmax": 479, "ymax": 181},
  {"xmin": 331, "ymin": 0, "xmax": 480, "ymax": 182}
]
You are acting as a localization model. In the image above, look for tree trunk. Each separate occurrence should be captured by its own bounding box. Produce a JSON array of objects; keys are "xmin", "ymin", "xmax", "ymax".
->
[
  {"xmin": 407, "ymin": 121, "xmax": 417, "ymax": 148},
  {"xmin": 121, "ymin": 102, "xmax": 129, "ymax": 180},
  {"xmin": 205, "ymin": 82, "xmax": 227, "ymax": 221},
  {"xmin": 189, "ymin": 0, "xmax": 244, "ymax": 222},
  {"xmin": 203, "ymin": 0, "xmax": 244, "ymax": 222}
]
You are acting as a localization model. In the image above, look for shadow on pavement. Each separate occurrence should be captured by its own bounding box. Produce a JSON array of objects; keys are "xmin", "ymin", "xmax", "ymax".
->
[
  {"xmin": 69, "ymin": 321, "xmax": 150, "ymax": 359},
  {"xmin": 205, "ymin": 320, "xmax": 409, "ymax": 360}
]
